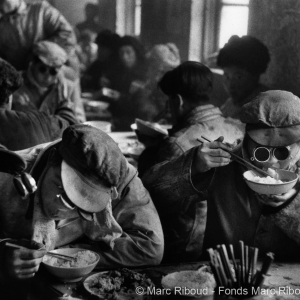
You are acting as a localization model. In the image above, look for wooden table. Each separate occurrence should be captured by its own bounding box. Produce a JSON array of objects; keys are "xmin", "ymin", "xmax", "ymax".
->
[{"xmin": 5, "ymin": 261, "xmax": 299, "ymax": 300}]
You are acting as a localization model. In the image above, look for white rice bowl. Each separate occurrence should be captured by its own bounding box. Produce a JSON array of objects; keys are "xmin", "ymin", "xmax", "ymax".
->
[{"xmin": 161, "ymin": 266, "xmax": 216, "ymax": 296}]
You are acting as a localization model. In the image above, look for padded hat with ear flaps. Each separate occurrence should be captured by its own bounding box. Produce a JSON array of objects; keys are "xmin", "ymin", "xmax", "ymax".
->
[
  {"xmin": 240, "ymin": 90, "xmax": 300, "ymax": 147},
  {"xmin": 58, "ymin": 124, "xmax": 128, "ymax": 213}
]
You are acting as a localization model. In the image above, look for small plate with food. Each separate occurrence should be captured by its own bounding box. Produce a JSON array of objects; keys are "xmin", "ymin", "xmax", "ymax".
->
[{"xmin": 83, "ymin": 268, "xmax": 154, "ymax": 299}]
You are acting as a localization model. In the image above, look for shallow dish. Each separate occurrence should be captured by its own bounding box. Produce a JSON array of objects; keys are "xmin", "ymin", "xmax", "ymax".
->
[
  {"xmin": 243, "ymin": 169, "xmax": 298, "ymax": 195},
  {"xmin": 84, "ymin": 121, "xmax": 112, "ymax": 133},
  {"xmin": 84, "ymin": 269, "xmax": 153, "ymax": 299},
  {"xmin": 135, "ymin": 118, "xmax": 168, "ymax": 137},
  {"xmin": 42, "ymin": 248, "xmax": 100, "ymax": 282}
]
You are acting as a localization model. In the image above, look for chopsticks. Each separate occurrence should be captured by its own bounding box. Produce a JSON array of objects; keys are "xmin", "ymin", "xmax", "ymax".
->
[
  {"xmin": 207, "ymin": 241, "xmax": 274, "ymax": 297},
  {"xmin": 5, "ymin": 242, "xmax": 74, "ymax": 261},
  {"xmin": 46, "ymin": 252, "xmax": 74, "ymax": 261},
  {"xmin": 55, "ymin": 217, "xmax": 80, "ymax": 230},
  {"xmin": 197, "ymin": 135, "xmax": 272, "ymax": 178}
]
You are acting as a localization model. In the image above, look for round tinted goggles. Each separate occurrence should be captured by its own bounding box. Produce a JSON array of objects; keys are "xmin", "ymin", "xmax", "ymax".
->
[
  {"xmin": 251, "ymin": 146, "xmax": 291, "ymax": 163},
  {"xmin": 38, "ymin": 65, "xmax": 59, "ymax": 76}
]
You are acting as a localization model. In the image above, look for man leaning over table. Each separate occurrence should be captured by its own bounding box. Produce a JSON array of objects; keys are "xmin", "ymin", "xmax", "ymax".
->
[
  {"xmin": 142, "ymin": 90, "xmax": 300, "ymax": 263},
  {"xmin": 0, "ymin": 124, "xmax": 164, "ymax": 284}
]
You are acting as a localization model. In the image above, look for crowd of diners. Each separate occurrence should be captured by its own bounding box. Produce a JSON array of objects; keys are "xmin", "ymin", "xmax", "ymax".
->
[{"xmin": 0, "ymin": 0, "xmax": 300, "ymax": 295}]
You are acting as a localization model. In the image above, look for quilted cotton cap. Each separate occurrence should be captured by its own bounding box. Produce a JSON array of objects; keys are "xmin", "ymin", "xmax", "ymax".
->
[
  {"xmin": 240, "ymin": 90, "xmax": 300, "ymax": 146},
  {"xmin": 33, "ymin": 41, "xmax": 68, "ymax": 68},
  {"xmin": 58, "ymin": 124, "xmax": 127, "ymax": 212}
]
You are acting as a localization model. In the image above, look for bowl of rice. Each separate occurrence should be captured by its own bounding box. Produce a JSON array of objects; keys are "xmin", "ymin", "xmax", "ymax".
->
[
  {"xmin": 42, "ymin": 248, "xmax": 100, "ymax": 282},
  {"xmin": 161, "ymin": 266, "xmax": 216, "ymax": 297},
  {"xmin": 243, "ymin": 169, "xmax": 298, "ymax": 195}
]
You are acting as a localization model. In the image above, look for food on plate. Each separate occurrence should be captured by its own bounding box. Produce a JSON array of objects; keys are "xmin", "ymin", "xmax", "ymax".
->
[
  {"xmin": 44, "ymin": 250, "xmax": 98, "ymax": 268},
  {"xmin": 161, "ymin": 266, "xmax": 216, "ymax": 294},
  {"xmin": 85, "ymin": 268, "xmax": 154, "ymax": 296}
]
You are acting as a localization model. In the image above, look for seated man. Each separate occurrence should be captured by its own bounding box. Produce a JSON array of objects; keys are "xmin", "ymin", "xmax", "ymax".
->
[
  {"xmin": 0, "ymin": 124, "xmax": 164, "ymax": 284},
  {"xmin": 12, "ymin": 41, "xmax": 86, "ymax": 123},
  {"xmin": 143, "ymin": 90, "xmax": 300, "ymax": 263},
  {"xmin": 138, "ymin": 61, "xmax": 244, "ymax": 176},
  {"xmin": 0, "ymin": 58, "xmax": 77, "ymax": 150}
]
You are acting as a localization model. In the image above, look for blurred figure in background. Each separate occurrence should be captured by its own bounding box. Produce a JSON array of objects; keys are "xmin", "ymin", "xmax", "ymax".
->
[
  {"xmin": 76, "ymin": 29, "xmax": 98, "ymax": 74},
  {"xmin": 111, "ymin": 43, "xmax": 181, "ymax": 132},
  {"xmin": 76, "ymin": 2, "xmax": 103, "ymax": 34},
  {"xmin": 12, "ymin": 41, "xmax": 86, "ymax": 123},
  {"xmin": 0, "ymin": 0, "xmax": 79, "ymax": 79},
  {"xmin": 217, "ymin": 35, "xmax": 270, "ymax": 120},
  {"xmin": 107, "ymin": 36, "xmax": 149, "ymax": 131},
  {"xmin": 81, "ymin": 30, "xmax": 121, "ymax": 92},
  {"xmin": 138, "ymin": 61, "xmax": 244, "ymax": 177},
  {"xmin": 0, "ymin": 59, "xmax": 77, "ymax": 151}
]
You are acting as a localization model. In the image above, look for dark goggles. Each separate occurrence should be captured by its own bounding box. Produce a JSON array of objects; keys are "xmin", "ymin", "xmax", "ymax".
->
[
  {"xmin": 251, "ymin": 146, "xmax": 291, "ymax": 163},
  {"xmin": 38, "ymin": 65, "xmax": 59, "ymax": 76}
]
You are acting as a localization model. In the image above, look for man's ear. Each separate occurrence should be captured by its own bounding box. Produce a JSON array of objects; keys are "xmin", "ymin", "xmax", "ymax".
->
[{"xmin": 177, "ymin": 94, "xmax": 184, "ymax": 108}]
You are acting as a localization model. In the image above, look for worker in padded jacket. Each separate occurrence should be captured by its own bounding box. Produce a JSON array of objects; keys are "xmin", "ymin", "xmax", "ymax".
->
[
  {"xmin": 0, "ymin": 124, "xmax": 164, "ymax": 284},
  {"xmin": 0, "ymin": 58, "xmax": 77, "ymax": 150},
  {"xmin": 143, "ymin": 90, "xmax": 300, "ymax": 263}
]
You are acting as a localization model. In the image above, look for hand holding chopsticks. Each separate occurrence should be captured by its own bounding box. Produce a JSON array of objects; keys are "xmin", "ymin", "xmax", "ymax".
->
[
  {"xmin": 207, "ymin": 241, "xmax": 274, "ymax": 298},
  {"xmin": 197, "ymin": 136, "xmax": 273, "ymax": 178}
]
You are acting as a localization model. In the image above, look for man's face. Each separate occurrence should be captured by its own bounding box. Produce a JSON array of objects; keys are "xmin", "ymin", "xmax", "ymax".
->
[
  {"xmin": 247, "ymin": 137, "xmax": 299, "ymax": 170},
  {"xmin": 32, "ymin": 60, "xmax": 61, "ymax": 88},
  {"xmin": 223, "ymin": 66, "xmax": 259, "ymax": 102},
  {"xmin": 41, "ymin": 163, "xmax": 79, "ymax": 220}
]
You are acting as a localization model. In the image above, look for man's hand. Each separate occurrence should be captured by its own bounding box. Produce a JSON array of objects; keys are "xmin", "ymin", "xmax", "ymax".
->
[
  {"xmin": 256, "ymin": 181, "xmax": 300, "ymax": 207},
  {"xmin": 4, "ymin": 240, "xmax": 46, "ymax": 280},
  {"xmin": 192, "ymin": 136, "xmax": 233, "ymax": 175}
]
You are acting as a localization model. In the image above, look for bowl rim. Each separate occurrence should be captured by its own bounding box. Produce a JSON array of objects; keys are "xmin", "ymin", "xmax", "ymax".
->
[
  {"xmin": 42, "ymin": 248, "xmax": 100, "ymax": 269},
  {"xmin": 135, "ymin": 118, "xmax": 168, "ymax": 135},
  {"xmin": 243, "ymin": 170, "xmax": 299, "ymax": 186}
]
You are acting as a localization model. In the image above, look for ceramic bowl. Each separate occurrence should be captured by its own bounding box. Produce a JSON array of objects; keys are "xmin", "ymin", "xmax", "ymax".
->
[
  {"xmin": 243, "ymin": 169, "xmax": 298, "ymax": 195},
  {"xmin": 42, "ymin": 248, "xmax": 100, "ymax": 282},
  {"xmin": 135, "ymin": 118, "xmax": 168, "ymax": 137}
]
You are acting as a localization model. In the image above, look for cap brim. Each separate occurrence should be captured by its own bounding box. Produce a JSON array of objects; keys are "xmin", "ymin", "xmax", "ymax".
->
[
  {"xmin": 247, "ymin": 125, "xmax": 300, "ymax": 147},
  {"xmin": 61, "ymin": 160, "xmax": 110, "ymax": 213},
  {"xmin": 38, "ymin": 56, "xmax": 63, "ymax": 68}
]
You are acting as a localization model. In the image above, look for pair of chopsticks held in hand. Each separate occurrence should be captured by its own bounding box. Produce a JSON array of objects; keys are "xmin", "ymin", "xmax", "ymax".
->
[
  {"xmin": 5, "ymin": 242, "xmax": 74, "ymax": 261},
  {"xmin": 197, "ymin": 135, "xmax": 272, "ymax": 178}
]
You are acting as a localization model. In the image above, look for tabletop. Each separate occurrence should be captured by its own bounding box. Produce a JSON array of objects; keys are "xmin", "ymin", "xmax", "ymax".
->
[{"xmin": 4, "ymin": 261, "xmax": 299, "ymax": 300}]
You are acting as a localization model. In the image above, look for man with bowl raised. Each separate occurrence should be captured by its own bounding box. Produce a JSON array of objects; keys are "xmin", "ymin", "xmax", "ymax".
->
[
  {"xmin": 143, "ymin": 90, "xmax": 300, "ymax": 263},
  {"xmin": 0, "ymin": 124, "xmax": 164, "ymax": 290}
]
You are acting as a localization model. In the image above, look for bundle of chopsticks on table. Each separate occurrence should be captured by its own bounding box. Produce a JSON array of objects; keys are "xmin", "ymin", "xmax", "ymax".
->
[{"xmin": 207, "ymin": 241, "xmax": 274, "ymax": 297}]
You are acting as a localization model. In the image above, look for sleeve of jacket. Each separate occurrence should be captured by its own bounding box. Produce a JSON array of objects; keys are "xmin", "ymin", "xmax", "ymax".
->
[
  {"xmin": 156, "ymin": 137, "xmax": 185, "ymax": 163},
  {"xmin": 97, "ymin": 166, "xmax": 164, "ymax": 267},
  {"xmin": 41, "ymin": 1, "xmax": 77, "ymax": 55},
  {"xmin": 267, "ymin": 194, "xmax": 300, "ymax": 246},
  {"xmin": 142, "ymin": 147, "xmax": 211, "ymax": 214}
]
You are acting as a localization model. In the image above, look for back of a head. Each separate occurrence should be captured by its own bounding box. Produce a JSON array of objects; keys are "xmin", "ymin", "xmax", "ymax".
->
[
  {"xmin": 147, "ymin": 43, "xmax": 181, "ymax": 71},
  {"xmin": 158, "ymin": 61, "xmax": 213, "ymax": 104},
  {"xmin": 0, "ymin": 59, "xmax": 22, "ymax": 105},
  {"xmin": 217, "ymin": 35, "xmax": 270, "ymax": 75},
  {"xmin": 95, "ymin": 30, "xmax": 121, "ymax": 53}
]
